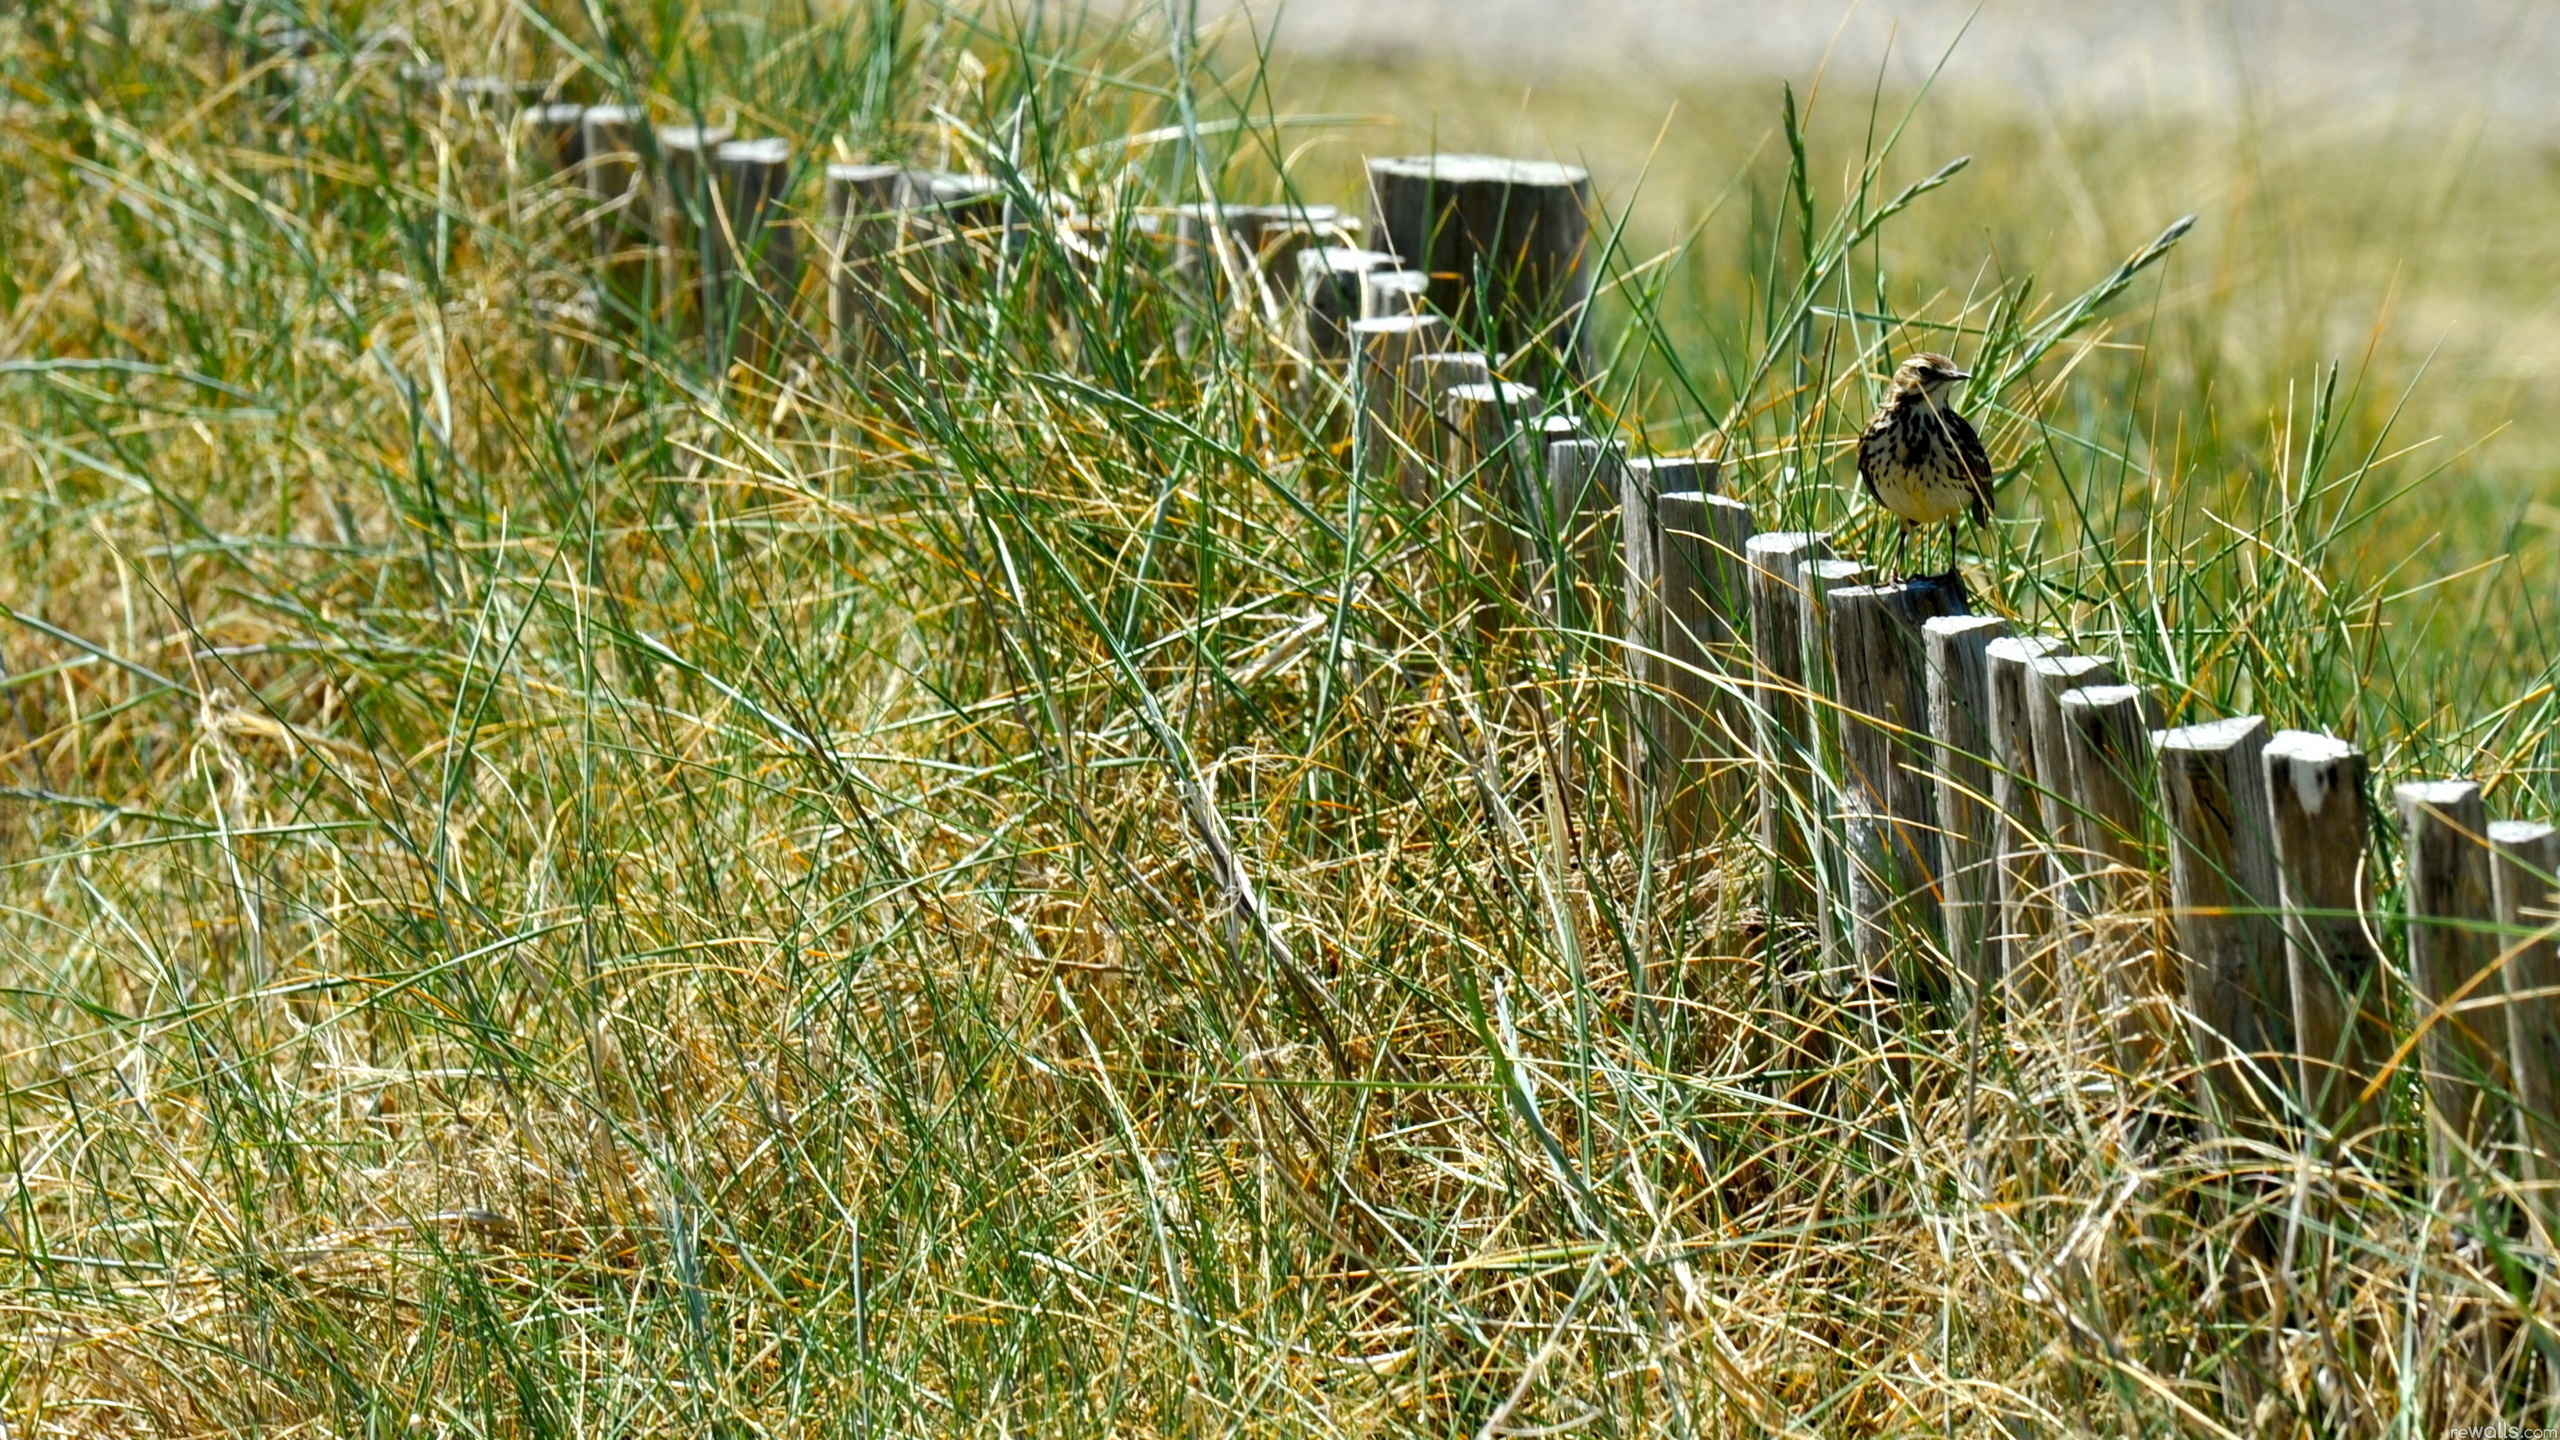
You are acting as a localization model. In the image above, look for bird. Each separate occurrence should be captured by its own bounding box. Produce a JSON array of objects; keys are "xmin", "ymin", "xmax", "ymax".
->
[{"xmin": 1857, "ymin": 352, "xmax": 1994, "ymax": 577}]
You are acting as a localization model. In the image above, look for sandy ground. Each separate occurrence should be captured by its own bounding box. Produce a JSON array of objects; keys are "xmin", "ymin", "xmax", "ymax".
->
[{"xmin": 1193, "ymin": 0, "xmax": 2560, "ymax": 122}]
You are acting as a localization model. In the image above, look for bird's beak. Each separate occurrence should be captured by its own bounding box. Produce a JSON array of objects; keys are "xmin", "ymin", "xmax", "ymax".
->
[{"xmin": 1946, "ymin": 369, "xmax": 1971, "ymax": 382}]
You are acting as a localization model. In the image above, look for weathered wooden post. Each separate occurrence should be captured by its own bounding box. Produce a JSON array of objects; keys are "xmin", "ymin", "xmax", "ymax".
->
[
  {"xmin": 1615, "ymin": 459, "xmax": 1704, "ymax": 674},
  {"xmin": 1439, "ymin": 380, "xmax": 1543, "ymax": 644},
  {"xmin": 1297, "ymin": 247, "xmax": 1397, "ymax": 363},
  {"xmin": 1544, "ymin": 438, "xmax": 1624, "ymax": 638},
  {"xmin": 1984, "ymin": 636, "xmax": 2065, "ymax": 1006},
  {"xmin": 2024, "ymin": 654, "xmax": 2119, "ymax": 969},
  {"xmin": 1387, "ymin": 352, "xmax": 1491, "ymax": 502},
  {"xmin": 1796, "ymin": 557, "xmax": 1869, "ymax": 985},
  {"xmin": 2488, "ymin": 819, "xmax": 2560, "ymax": 1233},
  {"xmin": 1824, "ymin": 576, "xmax": 1971, "ymax": 985},
  {"xmin": 1745, "ymin": 533, "xmax": 1830, "ymax": 947},
  {"xmin": 2397, "ymin": 781, "xmax": 2512, "ymax": 1199},
  {"xmin": 701, "ymin": 137, "xmax": 796, "ymax": 370},
  {"xmin": 656, "ymin": 123, "xmax": 735, "ymax": 336},
  {"xmin": 1925, "ymin": 616, "xmax": 2009, "ymax": 1005},
  {"xmin": 521, "ymin": 101, "xmax": 587, "ymax": 177},
  {"xmin": 1173, "ymin": 202, "xmax": 1349, "ymax": 303},
  {"xmin": 900, "ymin": 171, "xmax": 1005, "ymax": 281},
  {"xmin": 2158, "ymin": 717, "xmax": 2293, "ymax": 1131},
  {"xmin": 1366, "ymin": 154, "xmax": 1592, "ymax": 382},
  {"xmin": 1351, "ymin": 314, "xmax": 1451, "ymax": 500},
  {"xmin": 1655, "ymin": 491, "xmax": 1754, "ymax": 864},
  {"xmin": 580, "ymin": 106, "xmax": 653, "ymax": 331},
  {"xmin": 2055, "ymin": 685, "xmax": 2153, "ymax": 882},
  {"xmin": 2262, "ymin": 731, "xmax": 2389, "ymax": 1145},
  {"xmin": 2056, "ymin": 683, "xmax": 2163, "ymax": 1059},
  {"xmin": 1362, "ymin": 268, "xmax": 1432, "ymax": 320},
  {"xmin": 1616, "ymin": 467, "xmax": 1733, "ymax": 846},
  {"xmin": 822, "ymin": 162, "xmax": 906, "ymax": 366}
]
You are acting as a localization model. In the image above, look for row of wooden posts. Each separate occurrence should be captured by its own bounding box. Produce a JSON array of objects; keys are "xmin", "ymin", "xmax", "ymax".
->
[{"xmin": 479, "ymin": 87, "xmax": 2558, "ymax": 1223}]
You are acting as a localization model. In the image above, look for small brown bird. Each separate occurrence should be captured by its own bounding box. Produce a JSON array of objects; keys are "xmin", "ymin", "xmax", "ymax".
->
[{"xmin": 1858, "ymin": 352, "xmax": 1994, "ymax": 576}]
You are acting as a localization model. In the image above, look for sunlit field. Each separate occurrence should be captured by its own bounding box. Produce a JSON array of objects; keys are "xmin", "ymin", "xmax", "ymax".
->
[{"xmin": 3, "ymin": 1, "xmax": 2558, "ymax": 1433}]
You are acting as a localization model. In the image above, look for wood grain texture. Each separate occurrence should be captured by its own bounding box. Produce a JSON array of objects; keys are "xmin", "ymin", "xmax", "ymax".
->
[
  {"xmin": 2487, "ymin": 818, "xmax": 2560, "ymax": 1225},
  {"xmin": 2018, "ymin": 653, "xmax": 2116, "ymax": 1005},
  {"xmin": 2058, "ymin": 683, "xmax": 2165, "ymax": 1062},
  {"xmin": 2262, "ymin": 730, "xmax": 2389, "ymax": 1144},
  {"xmin": 1924, "ymin": 615, "xmax": 2008, "ymax": 1003},
  {"xmin": 1796, "ymin": 556, "xmax": 1870, "ymax": 981},
  {"xmin": 822, "ymin": 163, "xmax": 905, "ymax": 362},
  {"xmin": 1744, "ymin": 533, "xmax": 1831, "ymax": 939},
  {"xmin": 2159, "ymin": 716, "xmax": 2291, "ymax": 1131},
  {"xmin": 1295, "ymin": 246, "xmax": 1397, "ymax": 361},
  {"xmin": 1367, "ymin": 154, "xmax": 1591, "ymax": 381},
  {"xmin": 1825, "ymin": 576, "xmax": 1971, "ymax": 980},
  {"xmin": 1352, "ymin": 315, "xmax": 1453, "ymax": 502},
  {"xmin": 1983, "ymin": 636, "xmax": 2065, "ymax": 1004},
  {"xmin": 1655, "ymin": 490, "xmax": 1750, "ymax": 865},
  {"xmin": 2398, "ymin": 781, "xmax": 2512, "ymax": 1188},
  {"xmin": 705, "ymin": 138, "xmax": 796, "ymax": 367}
]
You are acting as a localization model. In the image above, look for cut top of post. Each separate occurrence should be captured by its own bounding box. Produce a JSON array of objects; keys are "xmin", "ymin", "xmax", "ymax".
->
[
  {"xmin": 1925, "ymin": 614, "xmax": 2009, "ymax": 648},
  {"xmin": 1367, "ymin": 154, "xmax": 1592, "ymax": 188},
  {"xmin": 1350, "ymin": 315, "xmax": 1445, "ymax": 343},
  {"xmin": 1362, "ymin": 269, "xmax": 1432, "ymax": 318},
  {"xmin": 1442, "ymin": 381, "xmax": 1540, "ymax": 412},
  {"xmin": 1745, "ymin": 532, "xmax": 1827, "ymax": 576},
  {"xmin": 2157, "ymin": 714, "xmax": 2268, "ymax": 758},
  {"xmin": 1299, "ymin": 247, "xmax": 1397, "ymax": 281},
  {"xmin": 1627, "ymin": 455, "xmax": 1719, "ymax": 500},
  {"xmin": 659, "ymin": 124, "xmax": 732, "ymax": 144},
  {"xmin": 715, "ymin": 137, "xmax": 791, "ymax": 169},
  {"xmin": 2262, "ymin": 730, "xmax": 2361, "ymax": 815}
]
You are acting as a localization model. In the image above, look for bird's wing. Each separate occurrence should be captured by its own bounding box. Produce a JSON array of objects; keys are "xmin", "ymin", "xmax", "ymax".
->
[
  {"xmin": 1945, "ymin": 408, "xmax": 1994, "ymax": 525},
  {"xmin": 1855, "ymin": 417, "xmax": 1886, "ymax": 504}
]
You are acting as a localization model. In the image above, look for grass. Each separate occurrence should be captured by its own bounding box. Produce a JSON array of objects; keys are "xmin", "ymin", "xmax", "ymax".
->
[{"xmin": 1, "ymin": 0, "xmax": 2557, "ymax": 1433}]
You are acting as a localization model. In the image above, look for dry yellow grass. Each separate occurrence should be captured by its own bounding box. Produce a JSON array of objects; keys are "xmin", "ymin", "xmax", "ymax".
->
[{"xmin": 0, "ymin": 1, "xmax": 2550, "ymax": 1434}]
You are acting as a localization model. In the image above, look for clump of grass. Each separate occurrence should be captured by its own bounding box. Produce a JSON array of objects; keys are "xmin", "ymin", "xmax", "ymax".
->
[{"xmin": 0, "ymin": 0, "xmax": 2550, "ymax": 1433}]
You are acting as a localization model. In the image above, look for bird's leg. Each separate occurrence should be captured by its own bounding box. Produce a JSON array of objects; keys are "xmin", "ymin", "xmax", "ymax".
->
[
  {"xmin": 1945, "ymin": 521, "xmax": 1960, "ymax": 580},
  {"xmin": 1897, "ymin": 521, "xmax": 1915, "ymax": 581}
]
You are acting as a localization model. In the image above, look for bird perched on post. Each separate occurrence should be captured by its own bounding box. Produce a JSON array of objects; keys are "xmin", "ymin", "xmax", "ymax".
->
[{"xmin": 1857, "ymin": 352, "xmax": 1993, "ymax": 576}]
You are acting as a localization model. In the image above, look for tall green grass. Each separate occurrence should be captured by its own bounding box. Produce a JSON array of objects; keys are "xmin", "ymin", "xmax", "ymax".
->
[{"xmin": 0, "ymin": 0, "xmax": 2551, "ymax": 1433}]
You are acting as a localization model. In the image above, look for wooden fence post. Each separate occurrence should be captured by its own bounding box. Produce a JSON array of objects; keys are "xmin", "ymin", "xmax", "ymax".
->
[
  {"xmin": 1362, "ymin": 268, "xmax": 1432, "ymax": 320},
  {"xmin": 1924, "ymin": 615, "xmax": 2008, "ymax": 1005},
  {"xmin": 2158, "ymin": 717, "xmax": 2293, "ymax": 1131},
  {"xmin": 1796, "ymin": 557, "xmax": 1869, "ymax": 985},
  {"xmin": 2488, "ymin": 819, "xmax": 2560, "ymax": 1235},
  {"xmin": 1351, "ymin": 315, "xmax": 1451, "ymax": 499},
  {"xmin": 1173, "ymin": 202, "xmax": 1348, "ymax": 307},
  {"xmin": 1388, "ymin": 352, "xmax": 1490, "ymax": 503},
  {"xmin": 1438, "ymin": 380, "xmax": 1543, "ymax": 645},
  {"xmin": 2024, "ymin": 654, "xmax": 2119, "ymax": 962},
  {"xmin": 1824, "ymin": 576, "xmax": 1971, "ymax": 986},
  {"xmin": 2008, "ymin": 651, "xmax": 2118, "ymax": 1010},
  {"xmin": 1984, "ymin": 636, "xmax": 2065, "ymax": 1007},
  {"xmin": 1745, "ymin": 533, "xmax": 1831, "ymax": 947},
  {"xmin": 2055, "ymin": 684, "xmax": 2153, "ymax": 883},
  {"xmin": 1543, "ymin": 438, "xmax": 1624, "ymax": 639},
  {"xmin": 2397, "ymin": 781, "xmax": 2512, "ymax": 1198},
  {"xmin": 822, "ymin": 162, "xmax": 905, "ymax": 366},
  {"xmin": 1366, "ymin": 154, "xmax": 1592, "ymax": 382},
  {"xmin": 657, "ymin": 123, "xmax": 736, "ymax": 336},
  {"xmin": 1296, "ymin": 247, "xmax": 1397, "ymax": 363},
  {"xmin": 2057, "ymin": 683, "xmax": 2163, "ymax": 1059},
  {"xmin": 704, "ymin": 137, "xmax": 795, "ymax": 370},
  {"xmin": 580, "ymin": 106, "xmax": 652, "ymax": 331},
  {"xmin": 1654, "ymin": 492, "xmax": 1753, "ymax": 866},
  {"xmin": 2261, "ymin": 731, "xmax": 2389, "ymax": 1146},
  {"xmin": 521, "ymin": 101, "xmax": 587, "ymax": 177}
]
